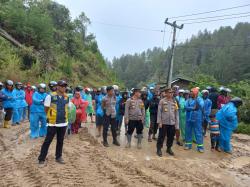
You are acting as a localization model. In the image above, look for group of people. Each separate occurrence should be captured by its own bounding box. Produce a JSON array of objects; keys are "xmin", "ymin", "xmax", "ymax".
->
[
  {"xmin": 0, "ymin": 79, "xmax": 243, "ymax": 166},
  {"xmin": 93, "ymin": 84, "xmax": 242, "ymax": 157}
]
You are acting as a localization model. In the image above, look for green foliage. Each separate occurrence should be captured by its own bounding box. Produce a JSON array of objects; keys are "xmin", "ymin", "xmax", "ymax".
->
[
  {"xmin": 113, "ymin": 23, "xmax": 250, "ymax": 88},
  {"xmin": 235, "ymin": 122, "xmax": 250, "ymax": 135},
  {"xmin": 0, "ymin": 0, "xmax": 120, "ymax": 87}
]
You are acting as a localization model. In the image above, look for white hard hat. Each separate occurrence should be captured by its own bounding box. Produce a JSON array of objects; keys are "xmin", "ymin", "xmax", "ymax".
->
[
  {"xmin": 225, "ymin": 88, "xmax": 232, "ymax": 93},
  {"xmin": 113, "ymin": 85, "xmax": 119, "ymax": 91},
  {"xmin": 179, "ymin": 89, "xmax": 185, "ymax": 93},
  {"xmin": 201, "ymin": 90, "xmax": 209, "ymax": 94}
]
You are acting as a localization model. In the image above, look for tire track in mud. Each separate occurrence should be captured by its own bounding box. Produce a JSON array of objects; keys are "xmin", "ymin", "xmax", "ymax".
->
[{"xmin": 77, "ymin": 128, "xmax": 166, "ymax": 187}]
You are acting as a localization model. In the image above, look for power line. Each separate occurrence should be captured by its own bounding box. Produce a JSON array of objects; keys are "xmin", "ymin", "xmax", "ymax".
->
[
  {"xmin": 92, "ymin": 21, "xmax": 164, "ymax": 32},
  {"xmin": 176, "ymin": 11, "xmax": 250, "ymax": 22},
  {"xmin": 169, "ymin": 3, "xmax": 250, "ymax": 19},
  {"xmin": 183, "ymin": 14, "xmax": 250, "ymax": 25},
  {"xmin": 176, "ymin": 43, "xmax": 250, "ymax": 49}
]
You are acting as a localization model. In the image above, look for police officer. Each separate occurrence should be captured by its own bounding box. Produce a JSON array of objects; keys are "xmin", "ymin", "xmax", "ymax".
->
[
  {"xmin": 124, "ymin": 88, "xmax": 145, "ymax": 149},
  {"xmin": 102, "ymin": 86, "xmax": 120, "ymax": 147},
  {"xmin": 38, "ymin": 80, "xmax": 69, "ymax": 166},
  {"xmin": 156, "ymin": 88, "xmax": 179, "ymax": 157}
]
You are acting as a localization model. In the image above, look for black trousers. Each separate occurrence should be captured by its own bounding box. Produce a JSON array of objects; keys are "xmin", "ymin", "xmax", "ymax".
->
[
  {"xmin": 203, "ymin": 119, "xmax": 209, "ymax": 135},
  {"xmin": 127, "ymin": 120, "xmax": 143, "ymax": 135},
  {"xmin": 149, "ymin": 113, "xmax": 158, "ymax": 135},
  {"xmin": 103, "ymin": 115, "xmax": 117, "ymax": 142},
  {"xmin": 157, "ymin": 125, "xmax": 175, "ymax": 149},
  {"xmin": 38, "ymin": 126, "xmax": 67, "ymax": 161},
  {"xmin": 4, "ymin": 108, "xmax": 13, "ymax": 121}
]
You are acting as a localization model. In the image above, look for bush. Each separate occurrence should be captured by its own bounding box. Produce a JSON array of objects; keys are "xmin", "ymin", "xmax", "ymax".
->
[{"xmin": 235, "ymin": 122, "xmax": 250, "ymax": 135}]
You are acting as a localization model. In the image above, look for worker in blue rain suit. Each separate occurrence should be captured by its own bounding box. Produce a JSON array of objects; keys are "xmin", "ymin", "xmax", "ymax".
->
[
  {"xmin": 2, "ymin": 80, "xmax": 15, "ymax": 128},
  {"xmin": 12, "ymin": 82, "xmax": 27, "ymax": 125},
  {"xmin": 216, "ymin": 97, "xmax": 242, "ymax": 154},
  {"xmin": 202, "ymin": 90, "xmax": 212, "ymax": 137},
  {"xmin": 184, "ymin": 87, "xmax": 205, "ymax": 153},
  {"xmin": 95, "ymin": 88, "xmax": 105, "ymax": 137},
  {"xmin": 30, "ymin": 83, "xmax": 48, "ymax": 139}
]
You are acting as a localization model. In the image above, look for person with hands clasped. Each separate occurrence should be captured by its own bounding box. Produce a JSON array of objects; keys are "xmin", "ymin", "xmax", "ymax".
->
[
  {"xmin": 124, "ymin": 88, "xmax": 145, "ymax": 149},
  {"xmin": 156, "ymin": 88, "xmax": 179, "ymax": 157},
  {"xmin": 30, "ymin": 83, "xmax": 48, "ymax": 139}
]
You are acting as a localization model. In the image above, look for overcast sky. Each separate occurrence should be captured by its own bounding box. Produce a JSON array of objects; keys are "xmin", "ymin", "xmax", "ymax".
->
[{"xmin": 56, "ymin": 0, "xmax": 250, "ymax": 60}]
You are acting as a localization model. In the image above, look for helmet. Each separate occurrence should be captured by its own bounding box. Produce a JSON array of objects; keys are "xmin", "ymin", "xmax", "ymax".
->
[
  {"xmin": 184, "ymin": 90, "xmax": 190, "ymax": 94},
  {"xmin": 49, "ymin": 81, "xmax": 57, "ymax": 91},
  {"xmin": 230, "ymin": 97, "xmax": 243, "ymax": 108},
  {"xmin": 225, "ymin": 88, "xmax": 232, "ymax": 93},
  {"xmin": 179, "ymin": 89, "xmax": 185, "ymax": 93},
  {"xmin": 5, "ymin": 80, "xmax": 14, "ymax": 86},
  {"xmin": 38, "ymin": 83, "xmax": 46, "ymax": 92},
  {"xmin": 85, "ymin": 87, "xmax": 91, "ymax": 92},
  {"xmin": 101, "ymin": 86, "xmax": 107, "ymax": 94},
  {"xmin": 38, "ymin": 83, "xmax": 46, "ymax": 89},
  {"xmin": 141, "ymin": 87, "xmax": 147, "ymax": 92},
  {"xmin": 49, "ymin": 81, "xmax": 57, "ymax": 87},
  {"xmin": 201, "ymin": 90, "xmax": 209, "ymax": 94},
  {"xmin": 112, "ymin": 85, "xmax": 119, "ymax": 91},
  {"xmin": 206, "ymin": 86, "xmax": 212, "ymax": 90},
  {"xmin": 31, "ymin": 85, "xmax": 37, "ymax": 90},
  {"xmin": 15, "ymin": 82, "xmax": 23, "ymax": 89},
  {"xmin": 0, "ymin": 82, "xmax": 3, "ymax": 86},
  {"xmin": 219, "ymin": 86, "xmax": 226, "ymax": 92},
  {"xmin": 75, "ymin": 85, "xmax": 83, "ymax": 92}
]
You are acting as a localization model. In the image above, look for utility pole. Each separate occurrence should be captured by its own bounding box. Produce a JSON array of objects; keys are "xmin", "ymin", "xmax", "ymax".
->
[{"xmin": 164, "ymin": 18, "xmax": 183, "ymax": 88}]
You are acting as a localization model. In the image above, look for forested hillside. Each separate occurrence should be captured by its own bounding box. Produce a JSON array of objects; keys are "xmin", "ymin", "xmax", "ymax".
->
[
  {"xmin": 112, "ymin": 22, "xmax": 250, "ymax": 88},
  {"xmin": 0, "ymin": 0, "xmax": 120, "ymax": 86}
]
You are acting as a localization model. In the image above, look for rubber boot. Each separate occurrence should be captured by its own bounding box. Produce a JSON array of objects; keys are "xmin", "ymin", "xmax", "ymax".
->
[
  {"xmin": 148, "ymin": 134, "xmax": 152, "ymax": 142},
  {"xmin": 137, "ymin": 134, "xmax": 142, "ymax": 149},
  {"xmin": 126, "ymin": 135, "xmax": 132, "ymax": 148},
  {"xmin": 4, "ymin": 120, "xmax": 10, "ymax": 129},
  {"xmin": 167, "ymin": 147, "xmax": 174, "ymax": 156},
  {"xmin": 157, "ymin": 148, "xmax": 162, "ymax": 157}
]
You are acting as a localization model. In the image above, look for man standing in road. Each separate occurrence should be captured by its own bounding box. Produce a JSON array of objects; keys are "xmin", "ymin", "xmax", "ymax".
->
[{"xmin": 38, "ymin": 80, "xmax": 69, "ymax": 166}]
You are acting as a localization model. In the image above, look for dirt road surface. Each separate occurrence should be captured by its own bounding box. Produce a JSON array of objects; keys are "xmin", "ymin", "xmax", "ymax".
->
[{"xmin": 0, "ymin": 122, "xmax": 250, "ymax": 187}]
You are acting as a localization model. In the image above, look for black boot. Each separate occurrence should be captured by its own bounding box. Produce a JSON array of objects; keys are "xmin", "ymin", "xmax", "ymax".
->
[
  {"xmin": 167, "ymin": 147, "xmax": 174, "ymax": 156},
  {"xmin": 103, "ymin": 141, "xmax": 109, "ymax": 147},
  {"xmin": 113, "ymin": 139, "xmax": 120, "ymax": 146},
  {"xmin": 157, "ymin": 148, "xmax": 162, "ymax": 157}
]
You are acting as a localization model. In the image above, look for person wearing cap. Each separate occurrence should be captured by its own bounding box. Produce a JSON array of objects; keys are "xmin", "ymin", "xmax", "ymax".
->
[
  {"xmin": 124, "ymin": 88, "xmax": 145, "ymax": 149},
  {"xmin": 176, "ymin": 89, "xmax": 186, "ymax": 143},
  {"xmin": 216, "ymin": 97, "xmax": 243, "ymax": 154},
  {"xmin": 184, "ymin": 87, "xmax": 205, "ymax": 153},
  {"xmin": 156, "ymin": 88, "xmax": 179, "ymax": 157},
  {"xmin": 217, "ymin": 87, "xmax": 230, "ymax": 109},
  {"xmin": 83, "ymin": 88, "xmax": 94, "ymax": 123},
  {"xmin": 30, "ymin": 83, "xmax": 48, "ymax": 139},
  {"xmin": 202, "ymin": 90, "xmax": 212, "ymax": 137},
  {"xmin": 94, "ymin": 88, "xmax": 105, "ymax": 137},
  {"xmin": 12, "ymin": 82, "xmax": 27, "ymax": 125},
  {"xmin": 2, "ymin": 80, "xmax": 15, "ymax": 128},
  {"xmin": 102, "ymin": 86, "xmax": 120, "ymax": 147},
  {"xmin": 38, "ymin": 80, "xmax": 69, "ymax": 166}
]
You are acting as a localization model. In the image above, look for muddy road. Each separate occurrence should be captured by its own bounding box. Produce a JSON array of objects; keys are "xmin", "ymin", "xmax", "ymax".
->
[{"xmin": 0, "ymin": 122, "xmax": 249, "ymax": 187}]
